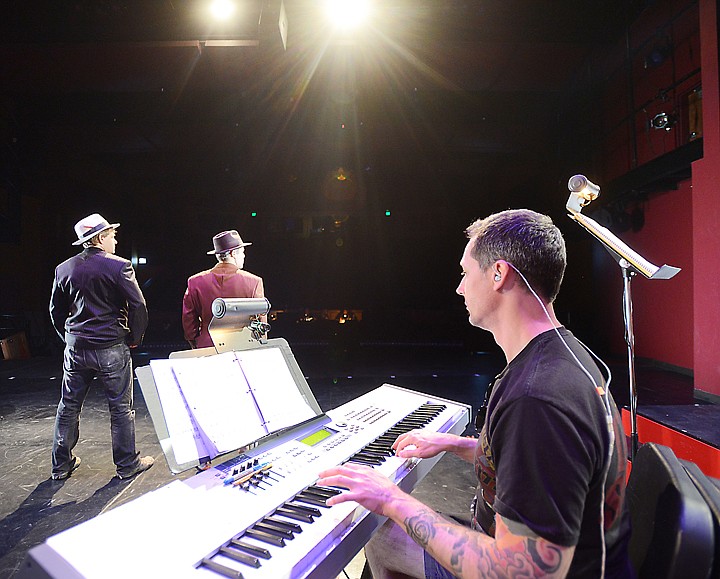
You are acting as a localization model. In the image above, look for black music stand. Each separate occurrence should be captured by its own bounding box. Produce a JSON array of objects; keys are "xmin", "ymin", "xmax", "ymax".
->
[{"xmin": 566, "ymin": 176, "xmax": 681, "ymax": 461}]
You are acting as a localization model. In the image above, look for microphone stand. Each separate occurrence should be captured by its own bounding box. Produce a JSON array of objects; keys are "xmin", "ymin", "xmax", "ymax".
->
[
  {"xmin": 621, "ymin": 261, "xmax": 639, "ymax": 459},
  {"xmin": 565, "ymin": 180, "xmax": 680, "ymax": 461}
]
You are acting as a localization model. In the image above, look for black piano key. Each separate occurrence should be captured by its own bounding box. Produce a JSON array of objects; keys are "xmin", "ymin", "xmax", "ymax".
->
[
  {"xmin": 284, "ymin": 502, "xmax": 322, "ymax": 516},
  {"xmin": 262, "ymin": 517, "xmax": 303, "ymax": 534},
  {"xmin": 360, "ymin": 449, "xmax": 391, "ymax": 458},
  {"xmin": 244, "ymin": 528, "xmax": 286, "ymax": 547},
  {"xmin": 358, "ymin": 450, "xmax": 388, "ymax": 460},
  {"xmin": 363, "ymin": 444, "xmax": 393, "ymax": 453},
  {"xmin": 275, "ymin": 507, "xmax": 314, "ymax": 523},
  {"xmin": 306, "ymin": 485, "xmax": 342, "ymax": 497},
  {"xmin": 294, "ymin": 493, "xmax": 331, "ymax": 507},
  {"xmin": 352, "ymin": 453, "xmax": 383, "ymax": 465},
  {"xmin": 364, "ymin": 447, "xmax": 393, "ymax": 455},
  {"xmin": 200, "ymin": 558, "xmax": 244, "ymax": 579},
  {"xmin": 301, "ymin": 488, "xmax": 335, "ymax": 501},
  {"xmin": 363, "ymin": 441, "xmax": 392, "ymax": 448},
  {"xmin": 260, "ymin": 517, "xmax": 302, "ymax": 535},
  {"xmin": 348, "ymin": 456, "xmax": 381, "ymax": 466},
  {"xmin": 230, "ymin": 540, "xmax": 271, "ymax": 559},
  {"xmin": 253, "ymin": 522, "xmax": 295, "ymax": 539},
  {"xmin": 219, "ymin": 547, "xmax": 261, "ymax": 568}
]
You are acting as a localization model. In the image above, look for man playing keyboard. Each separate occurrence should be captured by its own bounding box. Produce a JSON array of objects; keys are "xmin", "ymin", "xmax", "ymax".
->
[{"xmin": 318, "ymin": 209, "xmax": 634, "ymax": 578}]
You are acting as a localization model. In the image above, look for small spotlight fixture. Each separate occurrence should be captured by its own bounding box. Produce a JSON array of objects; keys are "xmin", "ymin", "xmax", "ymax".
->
[{"xmin": 650, "ymin": 112, "xmax": 676, "ymax": 131}]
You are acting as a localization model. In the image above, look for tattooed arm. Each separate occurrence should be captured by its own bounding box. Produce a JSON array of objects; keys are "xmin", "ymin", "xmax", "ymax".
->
[
  {"xmin": 316, "ymin": 463, "xmax": 575, "ymax": 579},
  {"xmin": 404, "ymin": 505, "xmax": 574, "ymax": 578}
]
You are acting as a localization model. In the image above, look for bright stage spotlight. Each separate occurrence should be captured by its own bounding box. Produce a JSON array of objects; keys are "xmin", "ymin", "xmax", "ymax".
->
[
  {"xmin": 209, "ymin": 0, "xmax": 237, "ymax": 21},
  {"xmin": 324, "ymin": 0, "xmax": 372, "ymax": 30}
]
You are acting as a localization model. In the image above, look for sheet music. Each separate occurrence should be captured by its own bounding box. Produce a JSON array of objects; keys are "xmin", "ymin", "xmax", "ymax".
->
[
  {"xmin": 148, "ymin": 346, "xmax": 319, "ymax": 465},
  {"xmin": 170, "ymin": 353, "xmax": 267, "ymax": 453},
  {"xmin": 234, "ymin": 348, "xmax": 317, "ymax": 431},
  {"xmin": 149, "ymin": 360, "xmax": 211, "ymax": 465}
]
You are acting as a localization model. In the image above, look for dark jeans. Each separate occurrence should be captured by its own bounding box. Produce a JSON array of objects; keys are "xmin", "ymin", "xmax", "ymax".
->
[{"xmin": 52, "ymin": 343, "xmax": 140, "ymax": 478}]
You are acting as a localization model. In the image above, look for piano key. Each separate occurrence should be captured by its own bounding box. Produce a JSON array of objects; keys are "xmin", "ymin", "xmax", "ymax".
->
[
  {"xmin": 294, "ymin": 493, "xmax": 331, "ymax": 507},
  {"xmin": 243, "ymin": 528, "xmax": 286, "ymax": 547},
  {"xmin": 350, "ymin": 454, "xmax": 383, "ymax": 465},
  {"xmin": 263, "ymin": 517, "xmax": 303, "ymax": 533},
  {"xmin": 219, "ymin": 547, "xmax": 261, "ymax": 568},
  {"xmin": 347, "ymin": 455, "xmax": 381, "ymax": 466},
  {"xmin": 200, "ymin": 558, "xmax": 244, "ymax": 579},
  {"xmin": 283, "ymin": 503, "xmax": 322, "ymax": 517},
  {"xmin": 359, "ymin": 449, "xmax": 391, "ymax": 458},
  {"xmin": 302, "ymin": 487, "xmax": 340, "ymax": 500},
  {"xmin": 362, "ymin": 444, "xmax": 393, "ymax": 453},
  {"xmin": 274, "ymin": 507, "xmax": 314, "ymax": 523},
  {"xmin": 229, "ymin": 540, "xmax": 271, "ymax": 559},
  {"xmin": 253, "ymin": 522, "xmax": 294, "ymax": 540}
]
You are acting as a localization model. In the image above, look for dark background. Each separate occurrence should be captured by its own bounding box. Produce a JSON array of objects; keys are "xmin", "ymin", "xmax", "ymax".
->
[{"xmin": 0, "ymin": 0, "xmax": 698, "ymax": 357}]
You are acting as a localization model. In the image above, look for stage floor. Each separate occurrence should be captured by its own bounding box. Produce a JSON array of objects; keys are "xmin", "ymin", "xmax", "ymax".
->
[{"xmin": 0, "ymin": 341, "xmax": 715, "ymax": 578}]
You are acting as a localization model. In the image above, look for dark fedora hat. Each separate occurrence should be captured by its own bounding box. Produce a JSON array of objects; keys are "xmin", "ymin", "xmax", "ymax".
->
[{"xmin": 207, "ymin": 230, "xmax": 252, "ymax": 255}]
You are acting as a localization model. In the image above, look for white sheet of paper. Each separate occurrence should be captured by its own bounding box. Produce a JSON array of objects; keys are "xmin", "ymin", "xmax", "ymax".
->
[
  {"xmin": 234, "ymin": 348, "xmax": 317, "ymax": 432},
  {"xmin": 148, "ymin": 346, "xmax": 319, "ymax": 466},
  {"xmin": 170, "ymin": 352, "xmax": 266, "ymax": 453},
  {"xmin": 149, "ymin": 359, "xmax": 209, "ymax": 464}
]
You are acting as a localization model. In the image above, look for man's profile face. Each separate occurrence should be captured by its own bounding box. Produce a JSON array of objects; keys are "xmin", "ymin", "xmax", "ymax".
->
[
  {"xmin": 99, "ymin": 229, "xmax": 117, "ymax": 254},
  {"xmin": 456, "ymin": 239, "xmax": 494, "ymax": 329},
  {"xmin": 235, "ymin": 247, "xmax": 246, "ymax": 268}
]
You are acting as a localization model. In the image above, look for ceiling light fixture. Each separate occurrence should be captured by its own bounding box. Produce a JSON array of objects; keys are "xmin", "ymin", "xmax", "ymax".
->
[
  {"xmin": 209, "ymin": 0, "xmax": 237, "ymax": 21},
  {"xmin": 324, "ymin": 0, "xmax": 372, "ymax": 30}
]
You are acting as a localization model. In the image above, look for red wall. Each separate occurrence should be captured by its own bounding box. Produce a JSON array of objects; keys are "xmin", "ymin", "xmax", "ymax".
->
[
  {"xmin": 591, "ymin": 0, "xmax": 720, "ymax": 394},
  {"xmin": 597, "ymin": 182, "xmax": 694, "ymax": 370},
  {"xmin": 691, "ymin": 0, "xmax": 720, "ymax": 394}
]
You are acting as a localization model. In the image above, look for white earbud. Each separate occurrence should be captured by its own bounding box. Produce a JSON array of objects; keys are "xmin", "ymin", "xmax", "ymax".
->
[{"xmin": 494, "ymin": 274, "xmax": 501, "ymax": 281}]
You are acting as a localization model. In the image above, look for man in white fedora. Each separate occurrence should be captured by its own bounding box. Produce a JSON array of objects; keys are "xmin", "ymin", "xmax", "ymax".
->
[
  {"xmin": 182, "ymin": 229, "xmax": 265, "ymax": 349},
  {"xmin": 49, "ymin": 213, "xmax": 154, "ymax": 480}
]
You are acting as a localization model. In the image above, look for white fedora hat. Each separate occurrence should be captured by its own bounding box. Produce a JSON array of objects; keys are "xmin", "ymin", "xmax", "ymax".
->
[{"xmin": 72, "ymin": 213, "xmax": 120, "ymax": 246}]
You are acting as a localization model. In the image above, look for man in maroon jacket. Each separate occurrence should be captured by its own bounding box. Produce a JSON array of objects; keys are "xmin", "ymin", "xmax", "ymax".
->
[{"xmin": 182, "ymin": 230, "xmax": 265, "ymax": 349}]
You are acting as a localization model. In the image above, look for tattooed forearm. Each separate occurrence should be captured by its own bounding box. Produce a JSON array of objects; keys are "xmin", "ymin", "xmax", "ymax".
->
[
  {"xmin": 400, "ymin": 510, "xmax": 572, "ymax": 578},
  {"xmin": 403, "ymin": 507, "xmax": 440, "ymax": 547}
]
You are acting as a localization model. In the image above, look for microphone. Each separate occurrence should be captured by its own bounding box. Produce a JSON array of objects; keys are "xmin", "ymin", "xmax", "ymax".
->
[{"xmin": 567, "ymin": 174, "xmax": 600, "ymax": 200}]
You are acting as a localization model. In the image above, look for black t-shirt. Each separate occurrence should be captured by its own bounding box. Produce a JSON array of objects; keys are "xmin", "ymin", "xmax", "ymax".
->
[{"xmin": 474, "ymin": 328, "xmax": 634, "ymax": 577}]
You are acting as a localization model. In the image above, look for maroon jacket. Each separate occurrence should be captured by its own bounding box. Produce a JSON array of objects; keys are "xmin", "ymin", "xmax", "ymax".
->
[{"xmin": 181, "ymin": 262, "xmax": 264, "ymax": 348}]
